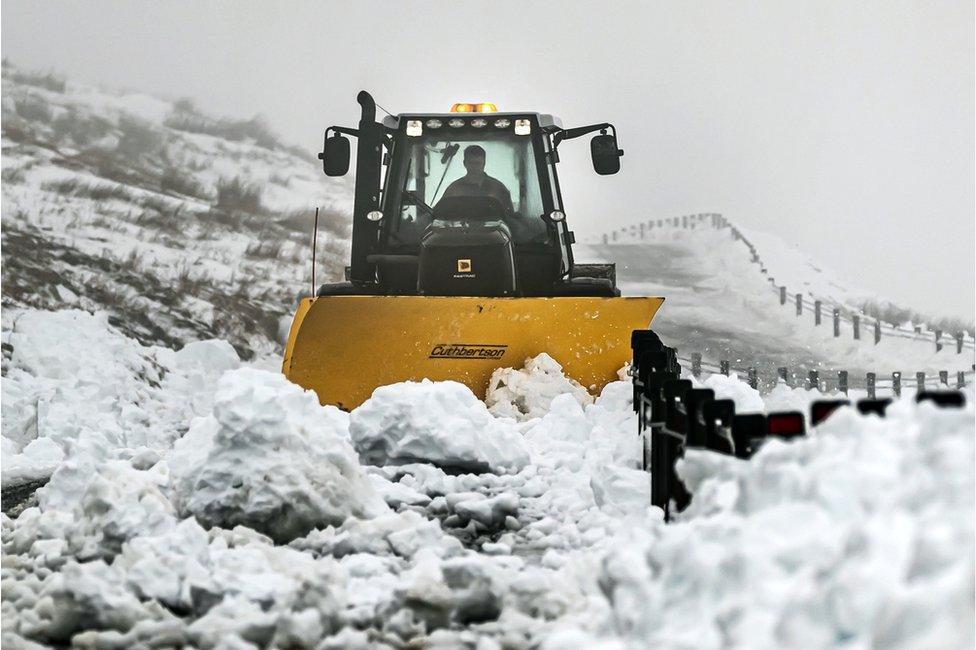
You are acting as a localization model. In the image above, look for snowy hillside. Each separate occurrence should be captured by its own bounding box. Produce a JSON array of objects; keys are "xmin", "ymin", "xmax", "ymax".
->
[
  {"xmin": 1, "ymin": 62, "xmax": 352, "ymax": 359},
  {"xmin": 1, "ymin": 310, "xmax": 972, "ymax": 648},
  {"xmin": 578, "ymin": 217, "xmax": 975, "ymax": 384}
]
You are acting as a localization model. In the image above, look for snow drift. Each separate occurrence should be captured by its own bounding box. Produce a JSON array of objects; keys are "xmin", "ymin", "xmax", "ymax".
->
[
  {"xmin": 350, "ymin": 379, "xmax": 531, "ymax": 473},
  {"xmin": 486, "ymin": 353, "xmax": 594, "ymax": 421},
  {"xmin": 170, "ymin": 368, "xmax": 387, "ymax": 543},
  {"xmin": 2, "ymin": 309, "xmax": 973, "ymax": 649},
  {"xmin": 584, "ymin": 399, "xmax": 975, "ymax": 649}
]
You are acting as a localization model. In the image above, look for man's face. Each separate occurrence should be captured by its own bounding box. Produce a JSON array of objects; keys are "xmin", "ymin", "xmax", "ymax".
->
[{"xmin": 464, "ymin": 154, "xmax": 486, "ymax": 176}]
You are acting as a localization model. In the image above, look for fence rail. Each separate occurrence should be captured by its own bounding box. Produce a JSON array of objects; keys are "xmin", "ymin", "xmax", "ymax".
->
[
  {"xmin": 597, "ymin": 213, "xmax": 976, "ymax": 354},
  {"xmin": 679, "ymin": 351, "xmax": 975, "ymax": 398}
]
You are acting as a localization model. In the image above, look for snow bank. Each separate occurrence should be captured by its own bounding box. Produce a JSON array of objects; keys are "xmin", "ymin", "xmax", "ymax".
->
[
  {"xmin": 3, "ymin": 310, "xmax": 971, "ymax": 648},
  {"xmin": 486, "ymin": 353, "xmax": 594, "ymax": 421},
  {"xmin": 1, "ymin": 310, "xmax": 240, "ymax": 487},
  {"xmin": 587, "ymin": 398, "xmax": 975, "ymax": 648},
  {"xmin": 698, "ymin": 372, "xmax": 766, "ymax": 412},
  {"xmin": 170, "ymin": 368, "xmax": 386, "ymax": 543},
  {"xmin": 350, "ymin": 380, "xmax": 530, "ymax": 473}
]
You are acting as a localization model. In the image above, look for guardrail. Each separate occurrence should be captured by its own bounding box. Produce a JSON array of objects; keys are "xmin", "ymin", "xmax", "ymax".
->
[
  {"xmin": 679, "ymin": 351, "xmax": 974, "ymax": 398},
  {"xmin": 632, "ymin": 331, "xmax": 968, "ymax": 522}
]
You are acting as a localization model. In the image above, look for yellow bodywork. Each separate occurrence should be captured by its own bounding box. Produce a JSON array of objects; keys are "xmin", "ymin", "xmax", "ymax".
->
[{"xmin": 283, "ymin": 295, "xmax": 664, "ymax": 410}]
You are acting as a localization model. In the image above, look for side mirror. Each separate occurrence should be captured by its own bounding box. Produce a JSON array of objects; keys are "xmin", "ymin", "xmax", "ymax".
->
[
  {"xmin": 591, "ymin": 133, "xmax": 623, "ymax": 175},
  {"xmin": 319, "ymin": 132, "xmax": 350, "ymax": 176}
]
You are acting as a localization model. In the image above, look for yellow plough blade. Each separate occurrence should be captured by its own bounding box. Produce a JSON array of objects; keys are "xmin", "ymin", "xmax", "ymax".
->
[{"xmin": 283, "ymin": 295, "xmax": 664, "ymax": 410}]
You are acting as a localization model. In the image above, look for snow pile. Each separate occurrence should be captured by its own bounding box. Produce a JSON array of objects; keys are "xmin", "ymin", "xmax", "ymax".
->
[
  {"xmin": 486, "ymin": 353, "xmax": 594, "ymax": 421},
  {"xmin": 3, "ymin": 309, "xmax": 973, "ymax": 648},
  {"xmin": 170, "ymin": 368, "xmax": 387, "ymax": 543},
  {"xmin": 350, "ymin": 380, "xmax": 530, "ymax": 473},
  {"xmin": 696, "ymin": 372, "xmax": 766, "ymax": 412},
  {"xmin": 1, "ymin": 310, "xmax": 240, "ymax": 487},
  {"xmin": 585, "ymin": 398, "xmax": 975, "ymax": 649}
]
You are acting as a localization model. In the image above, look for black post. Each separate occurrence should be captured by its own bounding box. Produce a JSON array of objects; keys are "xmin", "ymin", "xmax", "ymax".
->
[
  {"xmin": 691, "ymin": 353, "xmax": 702, "ymax": 378},
  {"xmin": 853, "ymin": 315, "xmax": 860, "ymax": 340},
  {"xmin": 602, "ymin": 233, "xmax": 608, "ymax": 244},
  {"xmin": 935, "ymin": 329, "xmax": 942, "ymax": 352},
  {"xmin": 867, "ymin": 372, "xmax": 876, "ymax": 399},
  {"xmin": 639, "ymin": 222, "xmax": 645, "ymax": 240},
  {"xmin": 838, "ymin": 370, "xmax": 848, "ymax": 395},
  {"xmin": 778, "ymin": 367, "xmax": 789, "ymax": 385},
  {"xmin": 939, "ymin": 370, "xmax": 949, "ymax": 386},
  {"xmin": 957, "ymin": 333, "xmax": 964, "ymax": 354},
  {"xmin": 833, "ymin": 309, "xmax": 840, "ymax": 337},
  {"xmin": 874, "ymin": 321, "xmax": 881, "ymax": 345},
  {"xmin": 780, "ymin": 286, "xmax": 786, "ymax": 305},
  {"xmin": 657, "ymin": 379, "xmax": 693, "ymax": 520},
  {"xmin": 808, "ymin": 370, "xmax": 819, "ymax": 391},
  {"xmin": 958, "ymin": 372, "xmax": 966, "ymax": 389},
  {"xmin": 916, "ymin": 371, "xmax": 925, "ymax": 392},
  {"xmin": 748, "ymin": 367, "xmax": 758, "ymax": 390},
  {"xmin": 814, "ymin": 301, "xmax": 822, "ymax": 326},
  {"xmin": 796, "ymin": 294, "xmax": 803, "ymax": 316},
  {"xmin": 720, "ymin": 360, "xmax": 730, "ymax": 376},
  {"xmin": 892, "ymin": 372, "xmax": 902, "ymax": 397}
]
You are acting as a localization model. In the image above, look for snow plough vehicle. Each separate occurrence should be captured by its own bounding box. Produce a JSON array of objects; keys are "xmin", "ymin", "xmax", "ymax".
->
[{"xmin": 283, "ymin": 92, "xmax": 664, "ymax": 409}]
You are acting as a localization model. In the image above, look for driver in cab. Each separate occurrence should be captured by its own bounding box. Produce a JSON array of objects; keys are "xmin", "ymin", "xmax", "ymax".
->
[{"xmin": 442, "ymin": 145, "xmax": 513, "ymax": 211}]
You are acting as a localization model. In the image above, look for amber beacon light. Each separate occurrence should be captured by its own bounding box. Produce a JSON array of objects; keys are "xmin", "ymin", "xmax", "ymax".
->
[{"xmin": 450, "ymin": 102, "xmax": 498, "ymax": 113}]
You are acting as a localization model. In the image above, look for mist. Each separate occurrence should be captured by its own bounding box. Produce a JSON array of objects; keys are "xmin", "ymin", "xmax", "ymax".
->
[{"xmin": 3, "ymin": 0, "xmax": 973, "ymax": 319}]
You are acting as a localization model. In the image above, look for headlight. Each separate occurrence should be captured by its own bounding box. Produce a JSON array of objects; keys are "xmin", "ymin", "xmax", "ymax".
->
[
  {"xmin": 406, "ymin": 120, "xmax": 422, "ymax": 137},
  {"xmin": 548, "ymin": 210, "xmax": 565, "ymax": 222},
  {"xmin": 514, "ymin": 119, "xmax": 531, "ymax": 135},
  {"xmin": 366, "ymin": 210, "xmax": 384, "ymax": 222}
]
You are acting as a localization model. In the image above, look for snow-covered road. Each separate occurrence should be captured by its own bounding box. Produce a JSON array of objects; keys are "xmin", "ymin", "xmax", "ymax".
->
[
  {"xmin": 577, "ymin": 225, "xmax": 975, "ymax": 380},
  {"xmin": 2, "ymin": 310, "xmax": 973, "ymax": 648}
]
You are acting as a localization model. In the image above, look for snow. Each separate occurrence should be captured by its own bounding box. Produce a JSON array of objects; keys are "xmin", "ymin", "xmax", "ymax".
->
[
  {"xmin": 2, "ymin": 64, "xmax": 354, "ymax": 360},
  {"xmin": 578, "ymin": 223, "xmax": 974, "ymax": 380},
  {"xmin": 1, "ymin": 310, "xmax": 239, "ymax": 487},
  {"xmin": 350, "ymin": 379, "xmax": 531, "ymax": 473},
  {"xmin": 169, "ymin": 368, "xmax": 387, "ymax": 543},
  {"xmin": 486, "ymin": 353, "xmax": 594, "ymax": 421},
  {"xmin": 588, "ymin": 398, "xmax": 975, "ymax": 649},
  {"xmin": 697, "ymin": 372, "xmax": 767, "ymax": 412},
  {"xmin": 2, "ymin": 310, "xmax": 972, "ymax": 648},
  {"xmin": 2, "ymin": 67, "xmax": 971, "ymax": 644}
]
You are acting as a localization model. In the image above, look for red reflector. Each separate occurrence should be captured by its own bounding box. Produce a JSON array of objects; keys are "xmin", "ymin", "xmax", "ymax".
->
[
  {"xmin": 767, "ymin": 412, "xmax": 805, "ymax": 437},
  {"xmin": 811, "ymin": 400, "xmax": 850, "ymax": 426}
]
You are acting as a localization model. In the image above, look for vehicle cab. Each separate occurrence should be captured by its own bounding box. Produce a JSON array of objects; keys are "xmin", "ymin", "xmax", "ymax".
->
[{"xmin": 318, "ymin": 93, "xmax": 624, "ymax": 298}]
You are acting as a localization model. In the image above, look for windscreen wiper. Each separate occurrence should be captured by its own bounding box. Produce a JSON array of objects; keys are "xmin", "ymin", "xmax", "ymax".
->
[{"xmin": 430, "ymin": 143, "xmax": 460, "ymax": 204}]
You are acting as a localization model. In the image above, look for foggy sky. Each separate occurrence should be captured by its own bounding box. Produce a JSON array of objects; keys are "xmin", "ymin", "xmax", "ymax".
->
[{"xmin": 3, "ymin": 0, "xmax": 973, "ymax": 319}]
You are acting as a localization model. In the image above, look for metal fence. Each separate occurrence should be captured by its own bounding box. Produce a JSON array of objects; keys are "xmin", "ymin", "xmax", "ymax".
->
[
  {"xmin": 680, "ymin": 351, "xmax": 975, "ymax": 398},
  {"xmin": 598, "ymin": 212, "xmax": 976, "ymax": 356}
]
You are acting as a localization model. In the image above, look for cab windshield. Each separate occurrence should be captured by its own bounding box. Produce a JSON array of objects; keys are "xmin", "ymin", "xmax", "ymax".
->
[{"xmin": 388, "ymin": 130, "xmax": 549, "ymax": 245}]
